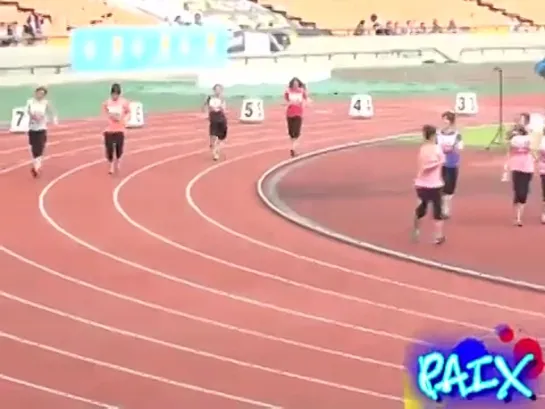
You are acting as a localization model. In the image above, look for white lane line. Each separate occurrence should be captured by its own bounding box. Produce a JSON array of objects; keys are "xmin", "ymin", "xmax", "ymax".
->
[
  {"xmin": 0, "ymin": 330, "xmax": 281, "ymax": 408},
  {"xmin": 0, "ymin": 290, "xmax": 402, "ymax": 401},
  {"xmin": 40, "ymin": 131, "xmax": 428, "ymax": 343},
  {"xmin": 0, "ymin": 243, "xmax": 402, "ymax": 364},
  {"xmin": 0, "ymin": 373, "xmax": 118, "ymax": 408},
  {"xmin": 185, "ymin": 136, "xmax": 545, "ymax": 318}
]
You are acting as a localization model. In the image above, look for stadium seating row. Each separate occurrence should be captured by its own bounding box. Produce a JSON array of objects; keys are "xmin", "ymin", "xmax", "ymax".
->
[{"xmin": 0, "ymin": 0, "xmax": 543, "ymax": 40}]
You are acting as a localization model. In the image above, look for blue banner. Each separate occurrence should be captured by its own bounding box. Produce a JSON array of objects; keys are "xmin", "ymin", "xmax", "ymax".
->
[{"xmin": 70, "ymin": 26, "xmax": 229, "ymax": 73}]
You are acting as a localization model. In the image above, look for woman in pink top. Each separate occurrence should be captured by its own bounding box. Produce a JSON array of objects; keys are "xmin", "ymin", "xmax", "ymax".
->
[
  {"xmin": 413, "ymin": 125, "xmax": 446, "ymax": 244},
  {"xmin": 507, "ymin": 124, "xmax": 534, "ymax": 226},
  {"xmin": 502, "ymin": 113, "xmax": 530, "ymax": 182},
  {"xmin": 102, "ymin": 83, "xmax": 130, "ymax": 175}
]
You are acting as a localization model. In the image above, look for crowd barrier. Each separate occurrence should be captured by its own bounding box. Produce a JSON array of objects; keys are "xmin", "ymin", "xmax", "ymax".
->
[{"xmin": 69, "ymin": 25, "xmax": 230, "ymax": 73}]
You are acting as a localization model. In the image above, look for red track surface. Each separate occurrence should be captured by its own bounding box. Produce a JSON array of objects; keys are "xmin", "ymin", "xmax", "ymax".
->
[{"xmin": 1, "ymin": 96, "xmax": 545, "ymax": 408}]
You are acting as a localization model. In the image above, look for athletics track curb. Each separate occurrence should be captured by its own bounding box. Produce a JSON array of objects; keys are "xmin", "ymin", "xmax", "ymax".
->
[{"xmin": 256, "ymin": 132, "xmax": 545, "ymax": 294}]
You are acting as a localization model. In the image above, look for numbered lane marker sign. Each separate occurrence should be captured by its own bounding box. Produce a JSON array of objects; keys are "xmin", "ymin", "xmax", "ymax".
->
[
  {"xmin": 239, "ymin": 98, "xmax": 264, "ymax": 123},
  {"xmin": 349, "ymin": 94, "xmax": 374, "ymax": 118},
  {"xmin": 127, "ymin": 101, "xmax": 144, "ymax": 128},
  {"xmin": 529, "ymin": 113, "xmax": 544, "ymax": 133},
  {"xmin": 9, "ymin": 107, "xmax": 30, "ymax": 133},
  {"xmin": 454, "ymin": 92, "xmax": 478, "ymax": 115}
]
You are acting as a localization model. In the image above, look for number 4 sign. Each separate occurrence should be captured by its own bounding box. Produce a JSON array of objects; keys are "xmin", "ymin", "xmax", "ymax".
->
[
  {"xmin": 10, "ymin": 107, "xmax": 30, "ymax": 133},
  {"xmin": 349, "ymin": 94, "xmax": 374, "ymax": 118}
]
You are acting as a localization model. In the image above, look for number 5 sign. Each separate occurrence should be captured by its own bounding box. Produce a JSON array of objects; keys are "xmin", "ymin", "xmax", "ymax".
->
[
  {"xmin": 239, "ymin": 98, "xmax": 264, "ymax": 123},
  {"xmin": 10, "ymin": 107, "xmax": 30, "ymax": 133}
]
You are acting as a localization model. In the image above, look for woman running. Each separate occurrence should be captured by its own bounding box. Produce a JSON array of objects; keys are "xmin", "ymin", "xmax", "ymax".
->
[
  {"xmin": 413, "ymin": 124, "xmax": 446, "ymax": 244},
  {"xmin": 26, "ymin": 86, "xmax": 57, "ymax": 178},
  {"xmin": 502, "ymin": 113, "xmax": 530, "ymax": 182},
  {"xmin": 284, "ymin": 77, "xmax": 308, "ymax": 157},
  {"xmin": 102, "ymin": 83, "xmax": 130, "ymax": 175},
  {"xmin": 204, "ymin": 84, "xmax": 227, "ymax": 161},
  {"xmin": 437, "ymin": 111, "xmax": 463, "ymax": 219},
  {"xmin": 507, "ymin": 124, "xmax": 534, "ymax": 226}
]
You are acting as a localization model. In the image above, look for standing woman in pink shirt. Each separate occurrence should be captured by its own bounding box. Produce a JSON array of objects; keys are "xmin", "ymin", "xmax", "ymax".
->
[
  {"xmin": 413, "ymin": 125, "xmax": 446, "ymax": 244},
  {"xmin": 507, "ymin": 124, "xmax": 534, "ymax": 226},
  {"xmin": 102, "ymin": 83, "xmax": 130, "ymax": 175},
  {"xmin": 502, "ymin": 113, "xmax": 530, "ymax": 182}
]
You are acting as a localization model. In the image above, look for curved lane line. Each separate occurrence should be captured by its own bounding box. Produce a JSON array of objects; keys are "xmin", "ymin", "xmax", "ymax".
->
[
  {"xmin": 0, "ymin": 291, "xmax": 396, "ymax": 401},
  {"xmin": 256, "ymin": 138, "xmax": 545, "ymax": 293},
  {"xmin": 186, "ymin": 130, "xmax": 545, "ymax": 315},
  {"xmin": 0, "ymin": 329, "xmax": 280, "ymax": 408},
  {"xmin": 0, "ymin": 373, "xmax": 118, "ymax": 408}
]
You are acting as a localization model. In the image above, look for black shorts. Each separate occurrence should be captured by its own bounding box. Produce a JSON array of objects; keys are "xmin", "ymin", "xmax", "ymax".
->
[
  {"xmin": 28, "ymin": 129, "xmax": 47, "ymax": 158},
  {"xmin": 209, "ymin": 120, "xmax": 228, "ymax": 140},
  {"xmin": 287, "ymin": 116, "xmax": 302, "ymax": 139},
  {"xmin": 28, "ymin": 129, "xmax": 47, "ymax": 146},
  {"xmin": 441, "ymin": 166, "xmax": 459, "ymax": 195},
  {"xmin": 103, "ymin": 131, "xmax": 125, "ymax": 145},
  {"xmin": 416, "ymin": 186, "xmax": 443, "ymax": 220}
]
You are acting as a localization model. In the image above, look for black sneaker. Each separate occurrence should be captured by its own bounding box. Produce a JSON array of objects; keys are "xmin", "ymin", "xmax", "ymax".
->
[
  {"xmin": 30, "ymin": 167, "xmax": 38, "ymax": 178},
  {"xmin": 290, "ymin": 149, "xmax": 296, "ymax": 157}
]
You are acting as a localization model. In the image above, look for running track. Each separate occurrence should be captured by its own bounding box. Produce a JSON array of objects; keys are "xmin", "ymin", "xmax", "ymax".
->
[{"xmin": 1, "ymin": 97, "xmax": 545, "ymax": 408}]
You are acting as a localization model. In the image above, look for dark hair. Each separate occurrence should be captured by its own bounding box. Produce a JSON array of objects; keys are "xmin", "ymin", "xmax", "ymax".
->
[
  {"xmin": 110, "ymin": 83, "xmax": 122, "ymax": 95},
  {"xmin": 441, "ymin": 111, "xmax": 456, "ymax": 124},
  {"xmin": 422, "ymin": 124, "xmax": 437, "ymax": 141},
  {"xmin": 513, "ymin": 124, "xmax": 528, "ymax": 136},
  {"xmin": 35, "ymin": 86, "xmax": 48, "ymax": 95},
  {"xmin": 213, "ymin": 83, "xmax": 223, "ymax": 91},
  {"xmin": 520, "ymin": 112, "xmax": 530, "ymax": 125},
  {"xmin": 288, "ymin": 77, "xmax": 304, "ymax": 89}
]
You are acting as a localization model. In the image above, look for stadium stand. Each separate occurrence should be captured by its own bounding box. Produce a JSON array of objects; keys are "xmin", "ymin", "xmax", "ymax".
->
[
  {"xmin": 0, "ymin": 0, "xmax": 157, "ymax": 38},
  {"xmin": 471, "ymin": 0, "xmax": 544, "ymax": 24},
  {"xmin": 1, "ymin": 0, "xmax": 542, "ymax": 44},
  {"xmin": 255, "ymin": 0, "xmax": 513, "ymax": 31}
]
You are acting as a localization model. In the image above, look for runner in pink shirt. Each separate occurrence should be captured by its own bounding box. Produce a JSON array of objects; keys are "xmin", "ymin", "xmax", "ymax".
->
[
  {"xmin": 413, "ymin": 124, "xmax": 446, "ymax": 244},
  {"xmin": 507, "ymin": 124, "xmax": 534, "ymax": 226},
  {"xmin": 102, "ymin": 83, "xmax": 130, "ymax": 175},
  {"xmin": 502, "ymin": 113, "xmax": 530, "ymax": 182},
  {"xmin": 537, "ymin": 130, "xmax": 545, "ymax": 223}
]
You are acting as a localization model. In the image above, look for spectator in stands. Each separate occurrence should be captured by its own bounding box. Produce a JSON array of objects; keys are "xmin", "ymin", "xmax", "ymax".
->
[
  {"xmin": 446, "ymin": 19, "xmax": 457, "ymax": 33},
  {"xmin": 0, "ymin": 23, "xmax": 8, "ymax": 47},
  {"xmin": 509, "ymin": 17, "xmax": 521, "ymax": 32},
  {"xmin": 177, "ymin": 3, "xmax": 194, "ymax": 25},
  {"xmin": 194, "ymin": 12, "xmax": 203, "ymax": 25},
  {"xmin": 0, "ymin": 23, "xmax": 18, "ymax": 46},
  {"xmin": 431, "ymin": 19, "xmax": 442, "ymax": 33},
  {"xmin": 25, "ymin": 11, "xmax": 43, "ymax": 39},
  {"xmin": 384, "ymin": 21, "xmax": 394, "ymax": 35},
  {"xmin": 370, "ymin": 14, "xmax": 384, "ymax": 35},
  {"xmin": 417, "ymin": 22, "xmax": 427, "ymax": 34},
  {"xmin": 354, "ymin": 20, "xmax": 365, "ymax": 36},
  {"xmin": 404, "ymin": 20, "xmax": 415, "ymax": 35}
]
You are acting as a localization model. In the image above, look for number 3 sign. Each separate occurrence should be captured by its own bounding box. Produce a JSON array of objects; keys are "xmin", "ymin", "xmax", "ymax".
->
[
  {"xmin": 9, "ymin": 107, "xmax": 30, "ymax": 133},
  {"xmin": 454, "ymin": 92, "xmax": 478, "ymax": 115}
]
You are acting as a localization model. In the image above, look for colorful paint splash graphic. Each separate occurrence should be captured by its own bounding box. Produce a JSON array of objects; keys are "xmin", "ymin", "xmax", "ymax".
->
[{"xmin": 404, "ymin": 324, "xmax": 544, "ymax": 409}]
